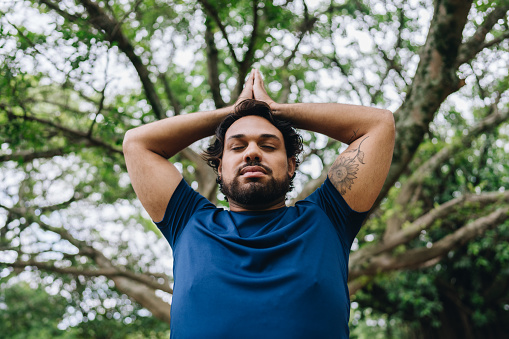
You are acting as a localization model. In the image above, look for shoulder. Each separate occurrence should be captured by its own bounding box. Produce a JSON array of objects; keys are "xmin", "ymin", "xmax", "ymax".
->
[
  {"xmin": 299, "ymin": 177, "xmax": 368, "ymax": 243},
  {"xmin": 303, "ymin": 177, "xmax": 359, "ymax": 211},
  {"xmin": 155, "ymin": 178, "xmax": 215, "ymax": 227}
]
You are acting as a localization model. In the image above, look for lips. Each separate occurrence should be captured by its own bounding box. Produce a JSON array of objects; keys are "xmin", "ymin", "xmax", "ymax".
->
[{"xmin": 240, "ymin": 165, "xmax": 267, "ymax": 176}]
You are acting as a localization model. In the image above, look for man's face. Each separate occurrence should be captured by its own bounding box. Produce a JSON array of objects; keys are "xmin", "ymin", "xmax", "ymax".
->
[{"xmin": 218, "ymin": 115, "xmax": 296, "ymax": 211}]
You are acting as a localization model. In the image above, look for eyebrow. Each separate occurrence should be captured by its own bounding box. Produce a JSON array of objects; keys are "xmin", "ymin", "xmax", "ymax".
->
[{"xmin": 226, "ymin": 133, "xmax": 281, "ymax": 142}]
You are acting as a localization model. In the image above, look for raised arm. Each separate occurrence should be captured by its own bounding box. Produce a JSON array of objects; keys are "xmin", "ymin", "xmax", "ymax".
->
[
  {"xmin": 253, "ymin": 69, "xmax": 395, "ymax": 212},
  {"xmin": 123, "ymin": 71, "xmax": 255, "ymax": 221}
]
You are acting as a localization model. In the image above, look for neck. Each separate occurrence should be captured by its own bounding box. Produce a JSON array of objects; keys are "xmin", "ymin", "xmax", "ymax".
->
[{"xmin": 228, "ymin": 196, "xmax": 286, "ymax": 212}]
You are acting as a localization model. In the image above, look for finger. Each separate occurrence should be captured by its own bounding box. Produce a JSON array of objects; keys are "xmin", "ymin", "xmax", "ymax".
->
[
  {"xmin": 245, "ymin": 69, "xmax": 254, "ymax": 88},
  {"xmin": 253, "ymin": 69, "xmax": 266, "ymax": 93},
  {"xmin": 245, "ymin": 69, "xmax": 252, "ymax": 82},
  {"xmin": 255, "ymin": 69, "xmax": 264, "ymax": 85},
  {"xmin": 254, "ymin": 71, "xmax": 267, "ymax": 94},
  {"xmin": 237, "ymin": 71, "xmax": 255, "ymax": 102},
  {"xmin": 240, "ymin": 82, "xmax": 253, "ymax": 97},
  {"xmin": 252, "ymin": 69, "xmax": 276, "ymax": 106}
]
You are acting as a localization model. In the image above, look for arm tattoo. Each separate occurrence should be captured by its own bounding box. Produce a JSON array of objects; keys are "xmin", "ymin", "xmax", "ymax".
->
[
  {"xmin": 346, "ymin": 129, "xmax": 359, "ymax": 144},
  {"xmin": 329, "ymin": 136, "xmax": 369, "ymax": 195}
]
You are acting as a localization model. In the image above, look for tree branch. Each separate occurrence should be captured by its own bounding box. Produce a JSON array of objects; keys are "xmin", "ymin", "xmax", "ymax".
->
[
  {"xmin": 368, "ymin": 6, "xmax": 408, "ymax": 102},
  {"xmin": 198, "ymin": 0, "xmax": 240, "ymax": 66},
  {"xmin": 88, "ymin": 53, "xmax": 110, "ymax": 137},
  {"xmin": 231, "ymin": 0, "xmax": 261, "ymax": 100},
  {"xmin": 37, "ymin": 0, "xmax": 82, "ymax": 22},
  {"xmin": 384, "ymin": 105, "xmax": 509, "ymax": 237},
  {"xmin": 7, "ymin": 18, "xmax": 71, "ymax": 80},
  {"xmin": 477, "ymin": 31, "xmax": 509, "ymax": 51},
  {"xmin": 392, "ymin": 206, "xmax": 507, "ymax": 269},
  {"xmin": 0, "ymin": 148, "xmax": 65, "ymax": 163},
  {"xmin": 23, "ymin": 97, "xmax": 93, "ymax": 116},
  {"xmin": 9, "ymin": 259, "xmax": 172, "ymax": 294},
  {"xmin": 159, "ymin": 73, "xmax": 182, "ymax": 116},
  {"xmin": 456, "ymin": 5, "xmax": 509, "ymax": 66},
  {"xmin": 377, "ymin": 0, "xmax": 474, "ymax": 206},
  {"xmin": 328, "ymin": 53, "xmax": 366, "ymax": 105},
  {"xmin": 14, "ymin": 213, "xmax": 174, "ymax": 323},
  {"xmin": 353, "ymin": 190, "xmax": 509, "ymax": 266},
  {"xmin": 410, "ymin": 106, "xmax": 507, "ymax": 186},
  {"xmin": 204, "ymin": 16, "xmax": 226, "ymax": 108},
  {"xmin": 276, "ymin": 5, "xmax": 317, "ymax": 103},
  {"xmin": 75, "ymin": 0, "xmax": 164, "ymax": 119},
  {"xmin": 2, "ymin": 104, "xmax": 122, "ymax": 155},
  {"xmin": 350, "ymin": 196, "xmax": 509, "ymax": 279},
  {"xmin": 291, "ymin": 168, "xmax": 329, "ymax": 204},
  {"xmin": 181, "ymin": 148, "xmax": 218, "ymax": 202}
]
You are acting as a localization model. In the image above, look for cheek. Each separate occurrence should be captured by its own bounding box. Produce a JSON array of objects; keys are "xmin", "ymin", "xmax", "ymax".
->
[
  {"xmin": 273, "ymin": 156, "xmax": 291, "ymax": 176},
  {"xmin": 219, "ymin": 157, "xmax": 235, "ymax": 178}
]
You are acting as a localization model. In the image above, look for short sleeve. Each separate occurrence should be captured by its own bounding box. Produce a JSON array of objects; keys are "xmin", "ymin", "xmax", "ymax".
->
[
  {"xmin": 155, "ymin": 178, "xmax": 215, "ymax": 249},
  {"xmin": 304, "ymin": 176, "xmax": 368, "ymax": 246}
]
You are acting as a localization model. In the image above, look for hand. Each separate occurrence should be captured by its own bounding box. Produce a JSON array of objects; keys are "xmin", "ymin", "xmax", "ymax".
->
[
  {"xmin": 234, "ymin": 69, "xmax": 254, "ymax": 108},
  {"xmin": 253, "ymin": 69, "xmax": 276, "ymax": 108}
]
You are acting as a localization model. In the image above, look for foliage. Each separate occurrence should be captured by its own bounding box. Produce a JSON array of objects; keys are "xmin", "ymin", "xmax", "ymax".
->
[
  {"xmin": 1, "ymin": 0, "xmax": 508, "ymax": 337},
  {"xmin": 0, "ymin": 281, "xmax": 170, "ymax": 339},
  {"xmin": 0, "ymin": 282, "xmax": 74, "ymax": 339}
]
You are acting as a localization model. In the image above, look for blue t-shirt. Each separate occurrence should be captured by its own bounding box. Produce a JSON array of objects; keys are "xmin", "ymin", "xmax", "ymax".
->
[{"xmin": 156, "ymin": 177, "xmax": 367, "ymax": 339}]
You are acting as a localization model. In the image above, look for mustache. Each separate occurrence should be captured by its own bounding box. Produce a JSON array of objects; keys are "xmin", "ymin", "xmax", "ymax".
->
[{"xmin": 237, "ymin": 161, "xmax": 272, "ymax": 175}]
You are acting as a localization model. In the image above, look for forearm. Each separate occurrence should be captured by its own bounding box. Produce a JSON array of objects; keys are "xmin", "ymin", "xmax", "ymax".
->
[
  {"xmin": 271, "ymin": 102, "xmax": 393, "ymax": 144},
  {"xmin": 123, "ymin": 106, "xmax": 234, "ymax": 158}
]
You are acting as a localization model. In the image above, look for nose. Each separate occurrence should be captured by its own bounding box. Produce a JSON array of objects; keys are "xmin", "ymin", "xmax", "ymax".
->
[{"xmin": 243, "ymin": 142, "xmax": 261, "ymax": 163}]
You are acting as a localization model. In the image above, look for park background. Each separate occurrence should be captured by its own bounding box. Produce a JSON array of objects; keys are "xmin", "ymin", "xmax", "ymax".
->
[{"xmin": 1, "ymin": 0, "xmax": 508, "ymax": 338}]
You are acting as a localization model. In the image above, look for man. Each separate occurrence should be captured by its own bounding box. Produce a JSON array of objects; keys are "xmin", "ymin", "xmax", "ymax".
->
[{"xmin": 123, "ymin": 69, "xmax": 395, "ymax": 338}]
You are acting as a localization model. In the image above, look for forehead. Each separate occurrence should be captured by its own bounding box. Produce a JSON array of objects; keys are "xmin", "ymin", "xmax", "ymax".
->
[{"xmin": 225, "ymin": 115, "xmax": 283, "ymax": 141}]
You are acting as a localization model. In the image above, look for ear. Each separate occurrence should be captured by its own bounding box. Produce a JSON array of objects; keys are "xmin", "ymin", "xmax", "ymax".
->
[
  {"xmin": 287, "ymin": 157, "xmax": 296, "ymax": 178},
  {"xmin": 217, "ymin": 159, "xmax": 223, "ymax": 177}
]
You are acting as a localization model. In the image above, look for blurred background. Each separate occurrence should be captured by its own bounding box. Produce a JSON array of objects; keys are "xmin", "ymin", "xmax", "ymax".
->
[{"xmin": 1, "ymin": 0, "xmax": 508, "ymax": 338}]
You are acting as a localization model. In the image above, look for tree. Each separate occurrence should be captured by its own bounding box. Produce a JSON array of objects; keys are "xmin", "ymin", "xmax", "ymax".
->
[
  {"xmin": 0, "ymin": 282, "xmax": 74, "ymax": 339},
  {"xmin": 1, "ymin": 0, "xmax": 508, "ymax": 336},
  {"xmin": 0, "ymin": 281, "xmax": 169, "ymax": 338}
]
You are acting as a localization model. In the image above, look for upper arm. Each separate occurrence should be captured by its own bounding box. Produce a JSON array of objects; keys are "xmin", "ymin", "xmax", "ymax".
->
[
  {"xmin": 328, "ymin": 110, "xmax": 395, "ymax": 212},
  {"xmin": 123, "ymin": 130, "xmax": 183, "ymax": 222}
]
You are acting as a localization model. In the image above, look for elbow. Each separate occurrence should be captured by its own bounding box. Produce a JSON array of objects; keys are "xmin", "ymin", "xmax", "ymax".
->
[
  {"xmin": 381, "ymin": 109, "xmax": 396, "ymax": 138},
  {"xmin": 371, "ymin": 109, "xmax": 395, "ymax": 144},
  {"xmin": 381, "ymin": 109, "xmax": 394, "ymax": 123},
  {"xmin": 122, "ymin": 129, "xmax": 138, "ymax": 154}
]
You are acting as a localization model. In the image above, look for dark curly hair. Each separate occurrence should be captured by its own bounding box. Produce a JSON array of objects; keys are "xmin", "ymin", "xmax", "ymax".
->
[{"xmin": 202, "ymin": 99, "xmax": 303, "ymax": 192}]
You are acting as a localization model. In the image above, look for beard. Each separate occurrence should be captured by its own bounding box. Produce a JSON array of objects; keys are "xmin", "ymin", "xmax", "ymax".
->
[{"xmin": 219, "ymin": 169, "xmax": 290, "ymax": 208}]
